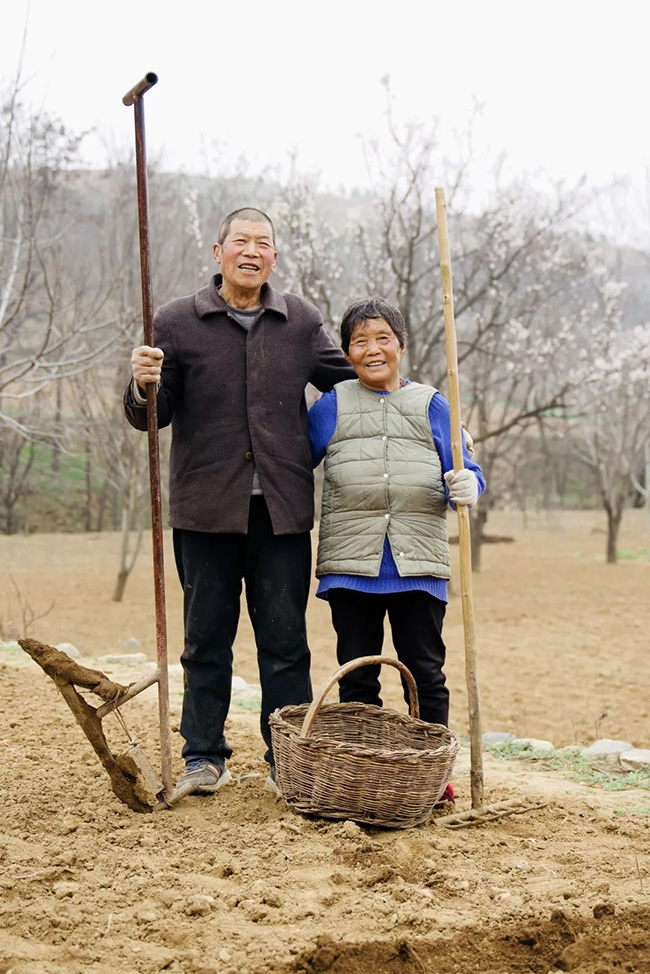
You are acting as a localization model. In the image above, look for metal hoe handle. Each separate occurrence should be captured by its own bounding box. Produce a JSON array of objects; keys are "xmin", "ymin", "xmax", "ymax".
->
[
  {"xmin": 299, "ymin": 655, "xmax": 420, "ymax": 737},
  {"xmin": 121, "ymin": 71, "xmax": 173, "ymax": 802},
  {"xmin": 122, "ymin": 72, "xmax": 158, "ymax": 106}
]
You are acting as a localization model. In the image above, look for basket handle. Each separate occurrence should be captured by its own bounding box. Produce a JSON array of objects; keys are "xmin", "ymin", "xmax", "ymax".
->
[{"xmin": 299, "ymin": 655, "xmax": 420, "ymax": 738}]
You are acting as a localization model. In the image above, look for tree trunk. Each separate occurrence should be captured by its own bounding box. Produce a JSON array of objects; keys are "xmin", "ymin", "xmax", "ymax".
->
[
  {"xmin": 113, "ymin": 499, "xmax": 132, "ymax": 602},
  {"xmin": 96, "ymin": 475, "xmax": 110, "ymax": 531},
  {"xmin": 111, "ymin": 486, "xmax": 119, "ymax": 532},
  {"xmin": 51, "ymin": 379, "xmax": 63, "ymax": 473},
  {"xmin": 83, "ymin": 440, "xmax": 92, "ymax": 532},
  {"xmin": 112, "ymin": 569, "xmax": 129, "ymax": 602},
  {"xmin": 605, "ymin": 506, "xmax": 623, "ymax": 564}
]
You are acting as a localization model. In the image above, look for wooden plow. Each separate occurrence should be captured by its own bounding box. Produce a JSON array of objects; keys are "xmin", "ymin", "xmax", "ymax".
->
[
  {"xmin": 433, "ymin": 188, "xmax": 547, "ymax": 829},
  {"xmin": 18, "ymin": 637, "xmax": 176, "ymax": 812}
]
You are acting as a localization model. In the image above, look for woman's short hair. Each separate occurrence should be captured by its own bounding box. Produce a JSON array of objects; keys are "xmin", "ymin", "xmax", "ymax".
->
[{"xmin": 340, "ymin": 297, "xmax": 408, "ymax": 353}]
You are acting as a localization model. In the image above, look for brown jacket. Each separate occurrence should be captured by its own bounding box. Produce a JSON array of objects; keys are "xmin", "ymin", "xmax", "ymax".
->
[{"xmin": 124, "ymin": 275, "xmax": 354, "ymax": 534}]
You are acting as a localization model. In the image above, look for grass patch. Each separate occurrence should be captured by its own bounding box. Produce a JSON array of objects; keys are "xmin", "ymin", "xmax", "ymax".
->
[
  {"xmin": 230, "ymin": 698, "xmax": 262, "ymax": 712},
  {"xmin": 0, "ymin": 642, "xmax": 22, "ymax": 654},
  {"xmin": 486, "ymin": 741, "xmax": 650, "ymax": 792},
  {"xmin": 616, "ymin": 547, "xmax": 649, "ymax": 561}
]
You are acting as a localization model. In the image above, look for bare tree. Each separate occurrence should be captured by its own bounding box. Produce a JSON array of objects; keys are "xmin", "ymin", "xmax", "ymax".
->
[
  {"xmin": 360, "ymin": 103, "xmax": 603, "ymax": 564},
  {"xmin": 0, "ymin": 77, "xmax": 122, "ymax": 453},
  {"xmin": 573, "ymin": 279, "xmax": 650, "ymax": 562},
  {"xmin": 274, "ymin": 174, "xmax": 353, "ymax": 337}
]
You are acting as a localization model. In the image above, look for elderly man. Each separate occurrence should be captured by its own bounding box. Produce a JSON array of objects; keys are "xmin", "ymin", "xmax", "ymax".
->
[{"xmin": 124, "ymin": 207, "xmax": 354, "ymax": 795}]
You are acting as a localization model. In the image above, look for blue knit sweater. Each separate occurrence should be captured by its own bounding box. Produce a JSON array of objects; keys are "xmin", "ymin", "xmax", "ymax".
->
[{"xmin": 308, "ymin": 384, "xmax": 485, "ymax": 602}]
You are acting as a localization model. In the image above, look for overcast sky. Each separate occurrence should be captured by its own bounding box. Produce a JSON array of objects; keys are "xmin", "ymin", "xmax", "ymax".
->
[{"xmin": 3, "ymin": 0, "xmax": 649, "ymax": 239}]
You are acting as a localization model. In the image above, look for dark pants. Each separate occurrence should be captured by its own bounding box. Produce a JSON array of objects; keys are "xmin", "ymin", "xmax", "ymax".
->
[
  {"xmin": 328, "ymin": 589, "xmax": 449, "ymax": 726},
  {"xmin": 173, "ymin": 497, "xmax": 312, "ymax": 766}
]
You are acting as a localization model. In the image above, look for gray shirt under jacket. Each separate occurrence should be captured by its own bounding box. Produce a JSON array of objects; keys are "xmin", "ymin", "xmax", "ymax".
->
[{"xmin": 124, "ymin": 274, "xmax": 354, "ymax": 535}]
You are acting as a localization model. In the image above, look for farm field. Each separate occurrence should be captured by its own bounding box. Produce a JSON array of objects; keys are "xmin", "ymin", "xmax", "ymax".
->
[{"xmin": 1, "ymin": 509, "xmax": 649, "ymax": 974}]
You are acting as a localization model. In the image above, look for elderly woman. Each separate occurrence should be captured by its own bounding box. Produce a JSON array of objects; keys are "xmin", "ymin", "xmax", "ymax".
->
[{"xmin": 308, "ymin": 297, "xmax": 485, "ymax": 803}]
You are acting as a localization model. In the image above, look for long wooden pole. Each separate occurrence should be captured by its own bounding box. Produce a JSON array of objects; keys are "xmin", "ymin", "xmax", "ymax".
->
[
  {"xmin": 435, "ymin": 187, "xmax": 484, "ymax": 809},
  {"xmin": 122, "ymin": 73, "xmax": 173, "ymax": 801}
]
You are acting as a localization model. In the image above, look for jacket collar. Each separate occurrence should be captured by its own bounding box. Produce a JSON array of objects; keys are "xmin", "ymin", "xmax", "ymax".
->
[{"xmin": 195, "ymin": 274, "xmax": 288, "ymax": 320}]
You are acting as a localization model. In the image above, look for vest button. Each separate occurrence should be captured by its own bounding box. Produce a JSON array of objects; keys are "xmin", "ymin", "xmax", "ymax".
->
[
  {"xmin": 384, "ymin": 514, "xmax": 390, "ymax": 519},
  {"xmin": 399, "ymin": 551, "xmax": 405, "ymax": 557},
  {"xmin": 381, "ymin": 436, "xmax": 387, "ymax": 441},
  {"xmin": 245, "ymin": 451, "xmax": 253, "ymax": 460},
  {"xmin": 383, "ymin": 473, "xmax": 389, "ymax": 479}
]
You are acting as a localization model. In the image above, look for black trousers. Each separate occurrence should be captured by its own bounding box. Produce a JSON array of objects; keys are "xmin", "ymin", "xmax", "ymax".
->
[
  {"xmin": 328, "ymin": 589, "xmax": 449, "ymax": 726},
  {"xmin": 173, "ymin": 497, "xmax": 312, "ymax": 766}
]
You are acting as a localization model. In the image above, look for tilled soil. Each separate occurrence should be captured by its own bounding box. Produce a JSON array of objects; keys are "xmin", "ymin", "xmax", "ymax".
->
[{"xmin": 1, "ymin": 510, "xmax": 649, "ymax": 973}]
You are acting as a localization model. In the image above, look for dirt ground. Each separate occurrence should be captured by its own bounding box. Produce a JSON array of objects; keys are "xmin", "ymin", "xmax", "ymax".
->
[{"xmin": 1, "ymin": 509, "xmax": 649, "ymax": 974}]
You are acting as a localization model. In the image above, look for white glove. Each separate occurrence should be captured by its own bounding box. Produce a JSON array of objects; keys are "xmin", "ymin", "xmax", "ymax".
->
[{"xmin": 444, "ymin": 468, "xmax": 479, "ymax": 507}]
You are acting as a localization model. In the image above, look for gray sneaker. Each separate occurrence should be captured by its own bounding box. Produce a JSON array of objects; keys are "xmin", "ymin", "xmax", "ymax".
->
[{"xmin": 176, "ymin": 760, "xmax": 232, "ymax": 795}]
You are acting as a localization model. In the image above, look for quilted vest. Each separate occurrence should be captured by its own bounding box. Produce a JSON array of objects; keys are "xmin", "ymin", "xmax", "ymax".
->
[{"xmin": 316, "ymin": 380, "xmax": 450, "ymax": 578}]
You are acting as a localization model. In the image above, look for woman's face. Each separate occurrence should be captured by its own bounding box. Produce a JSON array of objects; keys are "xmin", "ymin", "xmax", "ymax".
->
[{"xmin": 345, "ymin": 317, "xmax": 404, "ymax": 392}]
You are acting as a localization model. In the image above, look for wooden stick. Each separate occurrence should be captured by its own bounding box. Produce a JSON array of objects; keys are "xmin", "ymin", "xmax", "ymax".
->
[{"xmin": 435, "ymin": 187, "xmax": 484, "ymax": 810}]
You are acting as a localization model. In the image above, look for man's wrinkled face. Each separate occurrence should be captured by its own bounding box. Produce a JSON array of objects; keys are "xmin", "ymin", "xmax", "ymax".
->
[
  {"xmin": 345, "ymin": 317, "xmax": 404, "ymax": 391},
  {"xmin": 213, "ymin": 219, "xmax": 277, "ymax": 291}
]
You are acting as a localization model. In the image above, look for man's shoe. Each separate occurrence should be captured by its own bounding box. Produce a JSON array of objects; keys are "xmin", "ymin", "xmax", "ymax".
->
[
  {"xmin": 434, "ymin": 783, "xmax": 455, "ymax": 809},
  {"xmin": 176, "ymin": 760, "xmax": 232, "ymax": 795},
  {"xmin": 264, "ymin": 764, "xmax": 282, "ymax": 797}
]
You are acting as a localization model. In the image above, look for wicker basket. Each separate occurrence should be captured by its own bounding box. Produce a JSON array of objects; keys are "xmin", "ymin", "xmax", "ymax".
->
[{"xmin": 269, "ymin": 655, "xmax": 460, "ymax": 829}]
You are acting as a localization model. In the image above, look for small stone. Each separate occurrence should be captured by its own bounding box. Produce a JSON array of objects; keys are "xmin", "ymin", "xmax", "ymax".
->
[
  {"xmin": 136, "ymin": 910, "xmax": 158, "ymax": 923},
  {"xmin": 264, "ymin": 890, "xmax": 283, "ymax": 908},
  {"xmin": 123, "ymin": 637, "xmax": 142, "ymax": 651},
  {"xmin": 53, "ymin": 881, "xmax": 79, "ymax": 899},
  {"xmin": 619, "ymin": 748, "xmax": 650, "ymax": 772},
  {"xmin": 488, "ymin": 886, "xmax": 508, "ymax": 899},
  {"xmin": 593, "ymin": 901, "xmax": 615, "ymax": 919},
  {"xmin": 514, "ymin": 737, "xmax": 555, "ymax": 751},
  {"xmin": 340, "ymin": 820, "xmax": 362, "ymax": 837},
  {"xmin": 55, "ymin": 642, "xmax": 81, "ymax": 659},
  {"xmin": 238, "ymin": 898, "xmax": 268, "ymax": 921},
  {"xmin": 157, "ymin": 889, "xmax": 181, "ymax": 907},
  {"xmin": 185, "ymin": 894, "xmax": 214, "ymax": 917},
  {"xmin": 218, "ymin": 949, "xmax": 232, "ymax": 963},
  {"xmin": 581, "ymin": 739, "xmax": 633, "ymax": 761},
  {"xmin": 482, "ymin": 731, "xmax": 516, "ymax": 745},
  {"xmin": 231, "ymin": 675, "xmax": 248, "ymax": 691}
]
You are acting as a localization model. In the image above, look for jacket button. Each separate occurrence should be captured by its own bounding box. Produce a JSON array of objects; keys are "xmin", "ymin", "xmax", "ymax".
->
[
  {"xmin": 245, "ymin": 451, "xmax": 253, "ymax": 460},
  {"xmin": 384, "ymin": 514, "xmax": 390, "ymax": 520}
]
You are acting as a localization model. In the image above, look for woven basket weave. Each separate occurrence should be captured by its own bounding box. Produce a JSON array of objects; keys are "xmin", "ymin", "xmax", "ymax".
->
[{"xmin": 269, "ymin": 655, "xmax": 460, "ymax": 829}]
